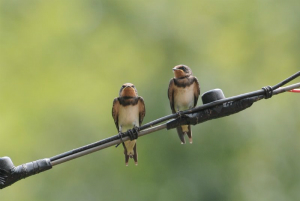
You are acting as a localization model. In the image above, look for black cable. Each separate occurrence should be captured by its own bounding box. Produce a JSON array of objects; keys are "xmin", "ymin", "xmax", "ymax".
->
[
  {"xmin": 272, "ymin": 71, "xmax": 300, "ymax": 90},
  {"xmin": 49, "ymin": 71, "xmax": 300, "ymax": 163},
  {"xmin": 1, "ymin": 71, "xmax": 299, "ymax": 190},
  {"xmin": 140, "ymin": 72, "xmax": 299, "ymax": 130}
]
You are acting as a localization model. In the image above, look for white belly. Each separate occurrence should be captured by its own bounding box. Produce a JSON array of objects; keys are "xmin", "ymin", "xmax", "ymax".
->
[
  {"xmin": 118, "ymin": 105, "xmax": 140, "ymax": 132},
  {"xmin": 174, "ymin": 85, "xmax": 195, "ymax": 111},
  {"xmin": 118, "ymin": 105, "xmax": 139, "ymax": 155}
]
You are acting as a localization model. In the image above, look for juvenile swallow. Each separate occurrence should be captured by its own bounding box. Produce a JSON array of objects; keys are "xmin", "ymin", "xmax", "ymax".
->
[
  {"xmin": 112, "ymin": 83, "xmax": 146, "ymax": 166},
  {"xmin": 168, "ymin": 64, "xmax": 200, "ymax": 144}
]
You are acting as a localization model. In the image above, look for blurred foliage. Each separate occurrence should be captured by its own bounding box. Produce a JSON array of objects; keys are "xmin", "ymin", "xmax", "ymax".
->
[{"xmin": 0, "ymin": 0, "xmax": 300, "ymax": 200}]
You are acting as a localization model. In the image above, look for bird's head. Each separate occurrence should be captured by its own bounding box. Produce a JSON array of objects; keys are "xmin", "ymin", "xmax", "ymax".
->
[
  {"xmin": 172, "ymin": 65, "xmax": 192, "ymax": 78},
  {"xmin": 119, "ymin": 83, "xmax": 138, "ymax": 97}
]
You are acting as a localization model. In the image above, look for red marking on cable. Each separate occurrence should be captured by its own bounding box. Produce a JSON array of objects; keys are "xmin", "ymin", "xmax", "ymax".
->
[{"xmin": 289, "ymin": 89, "xmax": 300, "ymax": 93}]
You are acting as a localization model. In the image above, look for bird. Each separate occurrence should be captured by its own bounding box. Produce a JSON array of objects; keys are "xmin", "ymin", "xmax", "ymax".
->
[
  {"xmin": 168, "ymin": 64, "xmax": 200, "ymax": 144},
  {"xmin": 112, "ymin": 83, "xmax": 146, "ymax": 166}
]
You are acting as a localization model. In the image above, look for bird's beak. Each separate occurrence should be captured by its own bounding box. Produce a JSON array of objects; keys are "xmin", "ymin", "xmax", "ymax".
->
[
  {"xmin": 172, "ymin": 68, "xmax": 180, "ymax": 71},
  {"xmin": 124, "ymin": 85, "xmax": 134, "ymax": 90}
]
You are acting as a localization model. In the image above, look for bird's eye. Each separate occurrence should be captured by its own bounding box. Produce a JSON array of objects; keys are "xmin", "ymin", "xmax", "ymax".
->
[
  {"xmin": 179, "ymin": 66, "xmax": 186, "ymax": 71},
  {"xmin": 132, "ymin": 85, "xmax": 135, "ymax": 88}
]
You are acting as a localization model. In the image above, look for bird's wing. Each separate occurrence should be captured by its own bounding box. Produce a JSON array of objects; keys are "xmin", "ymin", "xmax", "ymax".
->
[
  {"xmin": 112, "ymin": 98, "xmax": 120, "ymax": 131},
  {"xmin": 193, "ymin": 77, "xmax": 201, "ymax": 107},
  {"xmin": 168, "ymin": 78, "xmax": 176, "ymax": 113},
  {"xmin": 138, "ymin": 97, "xmax": 146, "ymax": 126}
]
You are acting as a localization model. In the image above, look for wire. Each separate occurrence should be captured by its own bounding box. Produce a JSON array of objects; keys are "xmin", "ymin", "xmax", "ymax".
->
[
  {"xmin": 274, "ymin": 83, "xmax": 300, "ymax": 95},
  {"xmin": 49, "ymin": 71, "xmax": 300, "ymax": 166},
  {"xmin": 272, "ymin": 71, "xmax": 300, "ymax": 90},
  {"xmin": 289, "ymin": 89, "xmax": 300, "ymax": 93}
]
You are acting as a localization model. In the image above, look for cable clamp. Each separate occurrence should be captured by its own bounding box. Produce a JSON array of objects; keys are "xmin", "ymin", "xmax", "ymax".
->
[
  {"xmin": 127, "ymin": 127, "xmax": 139, "ymax": 141},
  {"xmin": 262, "ymin": 86, "xmax": 273, "ymax": 99}
]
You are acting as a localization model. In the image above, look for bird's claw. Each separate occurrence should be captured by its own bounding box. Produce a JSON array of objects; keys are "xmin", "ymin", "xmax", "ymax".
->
[
  {"xmin": 176, "ymin": 111, "xmax": 182, "ymax": 118},
  {"xmin": 176, "ymin": 111, "xmax": 189, "ymax": 119},
  {"xmin": 115, "ymin": 132, "xmax": 124, "ymax": 148}
]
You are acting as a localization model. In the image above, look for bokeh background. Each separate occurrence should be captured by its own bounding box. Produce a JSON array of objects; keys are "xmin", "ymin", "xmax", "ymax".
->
[{"xmin": 1, "ymin": 0, "xmax": 299, "ymax": 200}]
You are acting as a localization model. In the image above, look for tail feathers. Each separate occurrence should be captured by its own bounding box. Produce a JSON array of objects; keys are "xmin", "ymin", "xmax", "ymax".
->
[
  {"xmin": 186, "ymin": 125, "xmax": 192, "ymax": 144},
  {"xmin": 176, "ymin": 125, "xmax": 192, "ymax": 144},
  {"xmin": 123, "ymin": 143, "xmax": 138, "ymax": 166},
  {"xmin": 176, "ymin": 126, "xmax": 186, "ymax": 144},
  {"xmin": 125, "ymin": 155, "xmax": 129, "ymax": 166},
  {"xmin": 133, "ymin": 144, "xmax": 138, "ymax": 166}
]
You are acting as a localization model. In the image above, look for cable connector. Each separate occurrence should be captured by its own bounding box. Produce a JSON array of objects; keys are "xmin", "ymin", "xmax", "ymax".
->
[
  {"xmin": 0, "ymin": 157, "xmax": 52, "ymax": 189},
  {"xmin": 262, "ymin": 86, "xmax": 273, "ymax": 99},
  {"xmin": 127, "ymin": 126, "xmax": 139, "ymax": 141}
]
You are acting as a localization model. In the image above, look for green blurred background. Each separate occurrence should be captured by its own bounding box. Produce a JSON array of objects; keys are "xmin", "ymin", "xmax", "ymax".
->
[{"xmin": 1, "ymin": 0, "xmax": 299, "ymax": 200}]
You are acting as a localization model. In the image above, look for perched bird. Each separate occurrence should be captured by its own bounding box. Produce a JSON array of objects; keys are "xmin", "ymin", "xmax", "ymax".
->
[
  {"xmin": 112, "ymin": 83, "xmax": 146, "ymax": 166},
  {"xmin": 168, "ymin": 64, "xmax": 200, "ymax": 144}
]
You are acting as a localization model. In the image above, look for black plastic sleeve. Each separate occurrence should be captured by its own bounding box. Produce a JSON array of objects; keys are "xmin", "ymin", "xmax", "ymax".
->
[
  {"xmin": 167, "ymin": 96, "xmax": 263, "ymax": 130},
  {"xmin": 0, "ymin": 157, "xmax": 52, "ymax": 189}
]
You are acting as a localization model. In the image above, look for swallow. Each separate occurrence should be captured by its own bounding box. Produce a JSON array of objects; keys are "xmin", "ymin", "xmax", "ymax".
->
[
  {"xmin": 168, "ymin": 64, "xmax": 200, "ymax": 144},
  {"xmin": 112, "ymin": 83, "xmax": 146, "ymax": 166}
]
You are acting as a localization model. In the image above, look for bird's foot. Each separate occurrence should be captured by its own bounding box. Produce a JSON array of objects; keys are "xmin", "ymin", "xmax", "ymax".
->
[
  {"xmin": 115, "ymin": 132, "xmax": 124, "ymax": 148},
  {"xmin": 176, "ymin": 111, "xmax": 189, "ymax": 120},
  {"xmin": 176, "ymin": 111, "xmax": 183, "ymax": 118}
]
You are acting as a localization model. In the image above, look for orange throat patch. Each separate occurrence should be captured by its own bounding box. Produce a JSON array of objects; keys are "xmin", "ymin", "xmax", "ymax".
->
[
  {"xmin": 121, "ymin": 87, "xmax": 136, "ymax": 97},
  {"xmin": 174, "ymin": 70, "xmax": 185, "ymax": 78}
]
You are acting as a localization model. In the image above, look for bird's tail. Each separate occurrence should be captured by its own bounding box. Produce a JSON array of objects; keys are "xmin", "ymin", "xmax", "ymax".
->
[
  {"xmin": 176, "ymin": 126, "xmax": 186, "ymax": 144},
  {"xmin": 185, "ymin": 125, "xmax": 192, "ymax": 144},
  {"xmin": 133, "ymin": 144, "xmax": 138, "ymax": 166},
  {"xmin": 176, "ymin": 125, "xmax": 192, "ymax": 144},
  {"xmin": 123, "ymin": 143, "xmax": 138, "ymax": 166}
]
